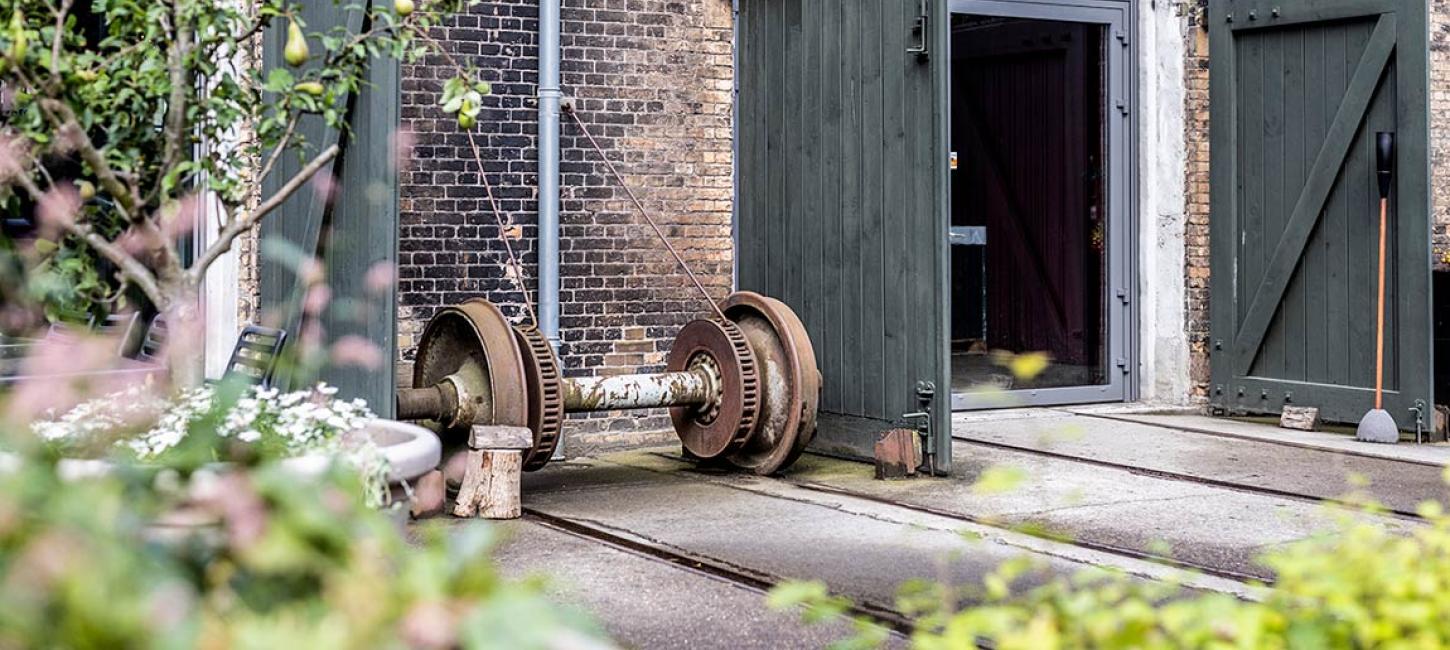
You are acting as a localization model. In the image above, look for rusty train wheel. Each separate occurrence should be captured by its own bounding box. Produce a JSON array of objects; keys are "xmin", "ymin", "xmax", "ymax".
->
[
  {"xmin": 721, "ymin": 292, "xmax": 821, "ymax": 475},
  {"xmin": 412, "ymin": 299, "xmax": 528, "ymax": 430},
  {"xmin": 515, "ymin": 325, "xmax": 566, "ymax": 471},
  {"xmin": 666, "ymin": 318, "xmax": 760, "ymax": 460}
]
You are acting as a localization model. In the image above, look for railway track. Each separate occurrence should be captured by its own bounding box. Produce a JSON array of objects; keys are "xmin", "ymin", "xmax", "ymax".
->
[
  {"xmin": 522, "ymin": 508, "xmax": 916, "ymax": 637},
  {"xmin": 787, "ymin": 480, "xmax": 1271, "ymax": 585},
  {"xmin": 639, "ymin": 450, "xmax": 1270, "ymax": 588},
  {"xmin": 951, "ymin": 435, "xmax": 1428, "ymax": 522}
]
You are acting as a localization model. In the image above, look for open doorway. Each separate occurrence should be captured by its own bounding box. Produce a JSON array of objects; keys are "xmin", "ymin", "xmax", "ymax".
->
[{"xmin": 949, "ymin": 6, "xmax": 1132, "ymax": 409}]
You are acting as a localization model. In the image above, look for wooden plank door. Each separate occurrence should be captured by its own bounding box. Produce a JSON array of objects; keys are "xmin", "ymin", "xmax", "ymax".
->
[
  {"xmin": 1209, "ymin": 0, "xmax": 1432, "ymax": 425},
  {"xmin": 736, "ymin": 0, "xmax": 952, "ymax": 470},
  {"xmin": 260, "ymin": 1, "xmax": 399, "ymax": 416}
]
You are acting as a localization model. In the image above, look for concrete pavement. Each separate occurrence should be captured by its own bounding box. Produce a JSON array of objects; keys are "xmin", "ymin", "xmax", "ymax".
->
[{"xmin": 483, "ymin": 412, "xmax": 1438, "ymax": 648}]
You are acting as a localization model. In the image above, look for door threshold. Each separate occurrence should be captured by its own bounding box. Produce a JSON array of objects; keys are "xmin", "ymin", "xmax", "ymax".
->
[{"xmin": 950, "ymin": 401, "xmax": 1198, "ymax": 422}]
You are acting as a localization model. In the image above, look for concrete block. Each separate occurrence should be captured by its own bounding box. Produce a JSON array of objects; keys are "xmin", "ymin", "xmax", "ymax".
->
[{"xmin": 1279, "ymin": 406, "xmax": 1319, "ymax": 431}]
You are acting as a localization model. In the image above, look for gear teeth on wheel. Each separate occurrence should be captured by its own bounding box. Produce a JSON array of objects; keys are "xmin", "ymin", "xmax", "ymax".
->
[
  {"xmin": 718, "ymin": 318, "xmax": 760, "ymax": 449},
  {"xmin": 516, "ymin": 325, "xmax": 565, "ymax": 471}
]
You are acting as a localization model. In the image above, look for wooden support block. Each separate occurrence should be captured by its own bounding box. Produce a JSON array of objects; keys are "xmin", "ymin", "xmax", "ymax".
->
[
  {"xmin": 469, "ymin": 425, "xmax": 533, "ymax": 450},
  {"xmin": 1436, "ymin": 405, "xmax": 1449, "ymax": 440},
  {"xmin": 1279, "ymin": 406, "xmax": 1319, "ymax": 431},
  {"xmin": 452, "ymin": 449, "xmax": 522, "ymax": 519},
  {"xmin": 874, "ymin": 429, "xmax": 921, "ymax": 480}
]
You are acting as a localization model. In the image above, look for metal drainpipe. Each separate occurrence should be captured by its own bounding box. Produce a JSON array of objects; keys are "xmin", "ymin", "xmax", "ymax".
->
[
  {"xmin": 538, "ymin": 0, "xmax": 562, "ymax": 345},
  {"xmin": 538, "ymin": 0, "xmax": 563, "ymax": 457}
]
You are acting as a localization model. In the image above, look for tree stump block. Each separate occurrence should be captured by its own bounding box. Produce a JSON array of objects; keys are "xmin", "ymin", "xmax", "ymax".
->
[
  {"xmin": 452, "ymin": 449, "xmax": 522, "ymax": 519},
  {"xmin": 874, "ymin": 429, "xmax": 921, "ymax": 480},
  {"xmin": 1279, "ymin": 406, "xmax": 1319, "ymax": 431}
]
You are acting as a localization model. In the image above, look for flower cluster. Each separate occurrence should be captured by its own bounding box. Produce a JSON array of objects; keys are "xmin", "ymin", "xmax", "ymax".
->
[{"xmin": 32, "ymin": 383, "xmax": 389, "ymax": 504}]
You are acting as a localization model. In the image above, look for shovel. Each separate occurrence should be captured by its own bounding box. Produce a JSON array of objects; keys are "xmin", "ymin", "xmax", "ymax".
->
[{"xmin": 1356, "ymin": 132, "xmax": 1398, "ymax": 444}]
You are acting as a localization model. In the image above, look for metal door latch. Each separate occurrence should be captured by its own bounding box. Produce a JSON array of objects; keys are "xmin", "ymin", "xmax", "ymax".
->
[
  {"xmin": 900, "ymin": 381, "xmax": 937, "ymax": 474},
  {"xmin": 1411, "ymin": 401, "xmax": 1428, "ymax": 444},
  {"xmin": 907, "ymin": 0, "xmax": 930, "ymax": 60}
]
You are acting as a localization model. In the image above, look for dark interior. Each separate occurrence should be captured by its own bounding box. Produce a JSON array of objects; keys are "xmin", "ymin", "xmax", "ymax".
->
[{"xmin": 949, "ymin": 15, "xmax": 1108, "ymax": 393}]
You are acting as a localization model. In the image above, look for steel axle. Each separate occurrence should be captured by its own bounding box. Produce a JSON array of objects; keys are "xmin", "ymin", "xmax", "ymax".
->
[{"xmin": 398, "ymin": 291, "xmax": 819, "ymax": 475}]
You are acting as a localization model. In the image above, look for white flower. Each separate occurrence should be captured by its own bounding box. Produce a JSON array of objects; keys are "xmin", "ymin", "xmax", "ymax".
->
[{"xmin": 30, "ymin": 382, "xmax": 388, "ymax": 504}]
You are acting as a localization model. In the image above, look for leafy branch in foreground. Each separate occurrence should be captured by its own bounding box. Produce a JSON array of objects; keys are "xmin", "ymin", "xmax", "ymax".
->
[
  {"xmin": 0, "ymin": 0, "xmax": 489, "ymax": 381},
  {"xmin": 772, "ymin": 489, "xmax": 1450, "ymax": 649}
]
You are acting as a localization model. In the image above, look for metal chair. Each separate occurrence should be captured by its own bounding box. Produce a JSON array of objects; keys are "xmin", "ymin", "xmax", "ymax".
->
[
  {"xmin": 220, "ymin": 325, "xmax": 288, "ymax": 388},
  {"xmin": 93, "ymin": 312, "xmax": 141, "ymax": 357},
  {"xmin": 133, "ymin": 318, "xmax": 286, "ymax": 389},
  {"xmin": 135, "ymin": 314, "xmax": 168, "ymax": 364}
]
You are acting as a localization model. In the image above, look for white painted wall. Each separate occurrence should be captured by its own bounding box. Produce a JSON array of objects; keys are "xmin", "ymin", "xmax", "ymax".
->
[
  {"xmin": 199, "ymin": 193, "xmax": 240, "ymax": 378},
  {"xmin": 1135, "ymin": 0, "xmax": 1191, "ymax": 404}
]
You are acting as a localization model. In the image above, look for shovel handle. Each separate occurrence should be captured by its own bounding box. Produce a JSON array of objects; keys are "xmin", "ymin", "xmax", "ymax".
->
[
  {"xmin": 1374, "ymin": 132, "xmax": 1392, "ymax": 410},
  {"xmin": 1376, "ymin": 197, "xmax": 1386, "ymax": 410}
]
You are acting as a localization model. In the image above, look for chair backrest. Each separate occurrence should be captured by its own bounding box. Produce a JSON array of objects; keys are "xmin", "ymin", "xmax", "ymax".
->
[
  {"xmin": 222, "ymin": 325, "xmax": 287, "ymax": 388},
  {"xmin": 93, "ymin": 312, "xmax": 141, "ymax": 357},
  {"xmin": 44, "ymin": 320, "xmax": 84, "ymax": 343},
  {"xmin": 136, "ymin": 314, "xmax": 168, "ymax": 364}
]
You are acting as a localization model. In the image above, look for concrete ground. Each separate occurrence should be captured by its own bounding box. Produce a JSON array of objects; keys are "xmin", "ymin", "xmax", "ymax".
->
[{"xmin": 488, "ymin": 411, "xmax": 1441, "ymax": 649}]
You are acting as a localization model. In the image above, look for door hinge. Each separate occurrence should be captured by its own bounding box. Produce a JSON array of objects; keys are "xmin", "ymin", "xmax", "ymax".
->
[
  {"xmin": 1115, "ymin": 29, "xmax": 1129, "ymax": 46},
  {"xmin": 907, "ymin": 0, "xmax": 930, "ymax": 60},
  {"xmin": 1115, "ymin": 288, "xmax": 1131, "ymax": 305},
  {"xmin": 1115, "ymin": 357, "xmax": 1130, "ymax": 374}
]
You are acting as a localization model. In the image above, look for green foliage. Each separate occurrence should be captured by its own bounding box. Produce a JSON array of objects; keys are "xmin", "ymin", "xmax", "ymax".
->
[
  {"xmin": 772, "ymin": 490, "xmax": 1450, "ymax": 648},
  {"xmin": 0, "ymin": 446, "xmax": 605, "ymax": 648},
  {"xmin": 0, "ymin": 0, "xmax": 489, "ymax": 317}
]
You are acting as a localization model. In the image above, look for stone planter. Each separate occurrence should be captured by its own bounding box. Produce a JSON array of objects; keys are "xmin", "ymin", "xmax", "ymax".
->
[
  {"xmin": 3, "ymin": 419, "xmax": 442, "ymax": 500},
  {"xmin": 276, "ymin": 419, "xmax": 441, "ymax": 487}
]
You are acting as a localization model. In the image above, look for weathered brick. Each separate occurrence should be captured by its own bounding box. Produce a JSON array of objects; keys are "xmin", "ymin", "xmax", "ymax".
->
[{"xmin": 398, "ymin": 0, "xmax": 735, "ymax": 445}]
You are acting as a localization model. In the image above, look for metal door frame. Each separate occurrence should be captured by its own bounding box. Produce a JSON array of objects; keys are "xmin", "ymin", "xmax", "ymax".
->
[{"xmin": 947, "ymin": 0, "xmax": 1138, "ymax": 411}]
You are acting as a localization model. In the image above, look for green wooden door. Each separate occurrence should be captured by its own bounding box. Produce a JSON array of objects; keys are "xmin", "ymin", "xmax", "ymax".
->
[
  {"xmin": 260, "ymin": 1, "xmax": 399, "ymax": 416},
  {"xmin": 1209, "ymin": 0, "xmax": 1432, "ymax": 426},
  {"xmin": 736, "ymin": 0, "xmax": 952, "ymax": 470}
]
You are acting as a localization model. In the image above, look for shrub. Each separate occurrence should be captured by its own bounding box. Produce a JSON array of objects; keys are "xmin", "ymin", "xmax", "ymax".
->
[
  {"xmin": 0, "ymin": 449, "xmax": 608, "ymax": 648},
  {"xmin": 772, "ymin": 494, "xmax": 1450, "ymax": 649}
]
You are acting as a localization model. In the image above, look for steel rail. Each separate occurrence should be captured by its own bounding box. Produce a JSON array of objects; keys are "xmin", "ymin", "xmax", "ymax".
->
[
  {"xmin": 788, "ymin": 480, "xmax": 1272, "ymax": 585},
  {"xmin": 951, "ymin": 435, "xmax": 1427, "ymax": 522},
  {"xmin": 640, "ymin": 451, "xmax": 1270, "ymax": 585},
  {"xmin": 522, "ymin": 508, "xmax": 915, "ymax": 637}
]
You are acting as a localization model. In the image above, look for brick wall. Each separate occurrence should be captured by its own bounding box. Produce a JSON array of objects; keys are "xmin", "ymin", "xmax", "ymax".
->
[
  {"xmin": 1180, "ymin": 0, "xmax": 1212, "ymax": 403},
  {"xmin": 398, "ymin": 0, "xmax": 736, "ymax": 452},
  {"xmin": 1433, "ymin": 0, "xmax": 1450, "ymax": 270}
]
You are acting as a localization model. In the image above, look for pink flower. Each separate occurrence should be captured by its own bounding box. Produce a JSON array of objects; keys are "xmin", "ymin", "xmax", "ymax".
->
[
  {"xmin": 364, "ymin": 262, "xmax": 395, "ymax": 296},
  {"xmin": 330, "ymin": 335, "xmax": 383, "ymax": 371}
]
